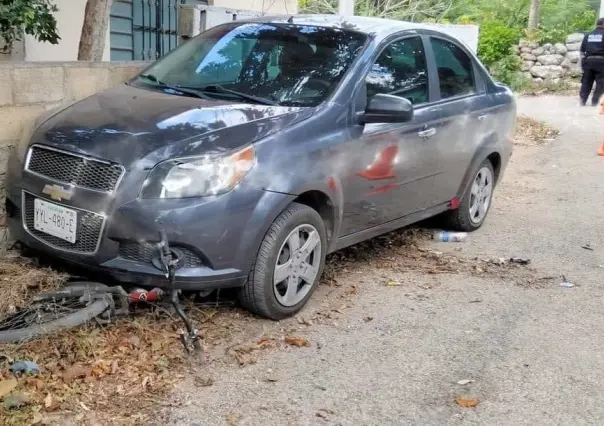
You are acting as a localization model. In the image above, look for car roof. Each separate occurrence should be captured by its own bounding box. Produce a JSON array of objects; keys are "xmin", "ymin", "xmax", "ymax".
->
[{"xmin": 238, "ymin": 14, "xmax": 436, "ymax": 38}]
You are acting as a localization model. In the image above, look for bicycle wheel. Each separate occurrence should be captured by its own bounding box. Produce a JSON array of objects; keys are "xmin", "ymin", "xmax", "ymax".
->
[{"xmin": 0, "ymin": 287, "xmax": 111, "ymax": 343}]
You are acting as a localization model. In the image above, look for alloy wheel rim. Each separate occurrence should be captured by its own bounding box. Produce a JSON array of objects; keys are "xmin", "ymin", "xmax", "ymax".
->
[
  {"xmin": 469, "ymin": 166, "xmax": 493, "ymax": 224},
  {"xmin": 273, "ymin": 224, "xmax": 322, "ymax": 307}
]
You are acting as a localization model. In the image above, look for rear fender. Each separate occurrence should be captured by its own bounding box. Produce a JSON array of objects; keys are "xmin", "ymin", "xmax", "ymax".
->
[{"xmin": 456, "ymin": 134, "xmax": 500, "ymax": 201}]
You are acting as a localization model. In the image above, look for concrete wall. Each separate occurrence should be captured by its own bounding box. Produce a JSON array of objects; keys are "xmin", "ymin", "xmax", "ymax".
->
[
  {"xmin": 0, "ymin": 61, "xmax": 147, "ymax": 247},
  {"xmin": 24, "ymin": 0, "xmax": 110, "ymax": 62}
]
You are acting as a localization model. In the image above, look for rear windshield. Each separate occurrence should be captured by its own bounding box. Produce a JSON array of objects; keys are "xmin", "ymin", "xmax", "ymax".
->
[{"xmin": 131, "ymin": 23, "xmax": 368, "ymax": 107}]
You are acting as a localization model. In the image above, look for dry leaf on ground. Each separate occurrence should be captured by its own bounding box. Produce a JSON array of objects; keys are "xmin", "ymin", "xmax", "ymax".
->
[
  {"xmin": 0, "ymin": 380, "xmax": 17, "ymax": 398},
  {"xmin": 62, "ymin": 365, "xmax": 90, "ymax": 383},
  {"xmin": 455, "ymin": 396, "xmax": 479, "ymax": 408},
  {"xmin": 284, "ymin": 336, "xmax": 311, "ymax": 347},
  {"xmin": 226, "ymin": 412, "xmax": 240, "ymax": 425}
]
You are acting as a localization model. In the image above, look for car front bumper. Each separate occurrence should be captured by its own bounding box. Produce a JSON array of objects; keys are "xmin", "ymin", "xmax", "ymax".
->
[{"xmin": 6, "ymin": 151, "xmax": 294, "ymax": 291}]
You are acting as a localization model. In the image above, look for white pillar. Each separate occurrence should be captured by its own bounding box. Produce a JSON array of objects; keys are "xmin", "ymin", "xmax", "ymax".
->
[
  {"xmin": 600, "ymin": 0, "xmax": 604, "ymax": 18},
  {"xmin": 338, "ymin": 0, "xmax": 354, "ymax": 16}
]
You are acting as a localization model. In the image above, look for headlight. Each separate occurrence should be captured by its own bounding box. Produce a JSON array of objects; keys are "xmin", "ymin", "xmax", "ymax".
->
[{"xmin": 141, "ymin": 145, "xmax": 256, "ymax": 199}]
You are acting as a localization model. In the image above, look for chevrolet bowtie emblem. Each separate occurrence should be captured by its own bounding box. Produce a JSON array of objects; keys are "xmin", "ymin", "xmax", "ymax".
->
[{"xmin": 42, "ymin": 184, "xmax": 74, "ymax": 202}]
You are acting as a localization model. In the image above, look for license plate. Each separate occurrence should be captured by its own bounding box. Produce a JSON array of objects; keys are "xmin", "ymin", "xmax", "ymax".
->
[{"xmin": 33, "ymin": 198, "xmax": 77, "ymax": 243}]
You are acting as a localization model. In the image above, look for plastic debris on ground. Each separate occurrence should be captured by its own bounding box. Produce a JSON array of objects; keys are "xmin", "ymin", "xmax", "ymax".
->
[
  {"xmin": 560, "ymin": 275, "xmax": 574, "ymax": 288},
  {"xmin": 433, "ymin": 232, "xmax": 468, "ymax": 242},
  {"xmin": 9, "ymin": 361, "xmax": 41, "ymax": 375}
]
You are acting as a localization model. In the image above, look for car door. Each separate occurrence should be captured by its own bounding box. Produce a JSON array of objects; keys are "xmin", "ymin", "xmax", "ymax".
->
[
  {"xmin": 425, "ymin": 35, "xmax": 493, "ymax": 201},
  {"xmin": 340, "ymin": 35, "xmax": 446, "ymax": 236}
]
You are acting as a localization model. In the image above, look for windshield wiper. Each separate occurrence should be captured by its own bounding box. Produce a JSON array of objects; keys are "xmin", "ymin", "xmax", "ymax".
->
[
  {"xmin": 193, "ymin": 85, "xmax": 277, "ymax": 106},
  {"xmin": 139, "ymin": 74, "xmax": 212, "ymax": 100}
]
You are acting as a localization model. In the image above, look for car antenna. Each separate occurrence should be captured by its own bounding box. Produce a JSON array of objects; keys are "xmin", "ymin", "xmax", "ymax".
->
[{"xmin": 287, "ymin": 16, "xmax": 294, "ymax": 23}]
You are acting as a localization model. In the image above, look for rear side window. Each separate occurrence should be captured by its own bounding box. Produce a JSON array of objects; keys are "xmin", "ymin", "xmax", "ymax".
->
[
  {"xmin": 430, "ymin": 38, "xmax": 475, "ymax": 99},
  {"xmin": 365, "ymin": 36, "xmax": 429, "ymax": 105}
]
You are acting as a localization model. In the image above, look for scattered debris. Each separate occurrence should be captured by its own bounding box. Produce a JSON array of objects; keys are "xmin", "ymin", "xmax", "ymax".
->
[
  {"xmin": 582, "ymin": 244, "xmax": 594, "ymax": 251},
  {"xmin": 385, "ymin": 280, "xmax": 402, "ymax": 287},
  {"xmin": 284, "ymin": 336, "xmax": 311, "ymax": 347},
  {"xmin": 514, "ymin": 116, "xmax": 559, "ymax": 146},
  {"xmin": 434, "ymin": 232, "xmax": 468, "ymax": 242},
  {"xmin": 560, "ymin": 275, "xmax": 574, "ymax": 288},
  {"xmin": 457, "ymin": 379, "xmax": 474, "ymax": 385},
  {"xmin": 455, "ymin": 396, "xmax": 479, "ymax": 408},
  {"xmin": 509, "ymin": 257, "xmax": 531, "ymax": 265},
  {"xmin": 0, "ymin": 226, "xmax": 563, "ymax": 423},
  {"xmin": 9, "ymin": 360, "xmax": 41, "ymax": 375},
  {"xmin": 469, "ymin": 299, "xmax": 482, "ymax": 303},
  {"xmin": 0, "ymin": 257, "xmax": 67, "ymax": 317}
]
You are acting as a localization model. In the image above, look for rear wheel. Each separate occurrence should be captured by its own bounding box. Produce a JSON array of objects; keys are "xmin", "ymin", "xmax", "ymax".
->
[
  {"xmin": 239, "ymin": 203, "xmax": 327, "ymax": 320},
  {"xmin": 444, "ymin": 159, "xmax": 495, "ymax": 231}
]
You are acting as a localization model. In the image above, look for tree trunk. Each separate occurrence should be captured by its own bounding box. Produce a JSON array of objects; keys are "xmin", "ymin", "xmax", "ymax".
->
[
  {"xmin": 78, "ymin": 0, "xmax": 112, "ymax": 61},
  {"xmin": 528, "ymin": 0, "xmax": 540, "ymax": 30}
]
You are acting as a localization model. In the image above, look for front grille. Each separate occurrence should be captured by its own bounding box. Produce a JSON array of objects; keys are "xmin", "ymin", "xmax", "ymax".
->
[
  {"xmin": 26, "ymin": 146, "xmax": 124, "ymax": 192},
  {"xmin": 23, "ymin": 192, "xmax": 104, "ymax": 254},
  {"xmin": 119, "ymin": 242, "xmax": 204, "ymax": 268}
]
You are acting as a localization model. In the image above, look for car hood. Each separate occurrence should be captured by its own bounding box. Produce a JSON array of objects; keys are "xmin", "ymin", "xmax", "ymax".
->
[{"xmin": 32, "ymin": 84, "xmax": 312, "ymax": 169}]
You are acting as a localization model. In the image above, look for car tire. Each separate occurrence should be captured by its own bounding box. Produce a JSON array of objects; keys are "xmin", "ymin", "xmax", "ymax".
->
[
  {"xmin": 239, "ymin": 202, "xmax": 327, "ymax": 320},
  {"xmin": 444, "ymin": 159, "xmax": 495, "ymax": 232}
]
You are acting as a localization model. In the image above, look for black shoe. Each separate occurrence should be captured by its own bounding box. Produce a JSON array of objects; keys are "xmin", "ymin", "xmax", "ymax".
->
[{"xmin": 580, "ymin": 100, "xmax": 587, "ymax": 106}]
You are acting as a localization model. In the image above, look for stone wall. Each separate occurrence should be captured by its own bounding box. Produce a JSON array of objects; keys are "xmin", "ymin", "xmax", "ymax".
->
[
  {"xmin": 513, "ymin": 33, "xmax": 584, "ymax": 82},
  {"xmin": 0, "ymin": 61, "xmax": 148, "ymax": 247}
]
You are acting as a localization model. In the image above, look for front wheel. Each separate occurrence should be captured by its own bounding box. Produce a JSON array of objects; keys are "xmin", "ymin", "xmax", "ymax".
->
[
  {"xmin": 239, "ymin": 203, "xmax": 327, "ymax": 320},
  {"xmin": 444, "ymin": 159, "xmax": 495, "ymax": 231}
]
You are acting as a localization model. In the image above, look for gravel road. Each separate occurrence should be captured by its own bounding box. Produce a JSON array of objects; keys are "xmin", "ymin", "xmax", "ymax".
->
[{"xmin": 165, "ymin": 96, "xmax": 604, "ymax": 426}]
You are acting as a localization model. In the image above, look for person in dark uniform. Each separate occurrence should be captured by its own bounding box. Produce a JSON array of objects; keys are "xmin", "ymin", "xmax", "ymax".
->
[{"xmin": 579, "ymin": 18, "xmax": 604, "ymax": 106}]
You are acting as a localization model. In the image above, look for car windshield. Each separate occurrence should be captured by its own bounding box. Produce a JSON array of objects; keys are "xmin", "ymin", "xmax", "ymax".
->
[{"xmin": 130, "ymin": 22, "xmax": 368, "ymax": 107}]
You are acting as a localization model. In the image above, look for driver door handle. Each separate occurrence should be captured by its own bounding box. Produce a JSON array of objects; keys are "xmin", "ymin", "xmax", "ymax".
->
[
  {"xmin": 418, "ymin": 128, "xmax": 437, "ymax": 138},
  {"xmin": 477, "ymin": 114, "xmax": 488, "ymax": 121}
]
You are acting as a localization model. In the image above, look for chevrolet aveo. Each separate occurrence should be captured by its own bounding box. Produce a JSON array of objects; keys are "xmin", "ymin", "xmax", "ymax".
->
[{"xmin": 6, "ymin": 15, "xmax": 515, "ymax": 319}]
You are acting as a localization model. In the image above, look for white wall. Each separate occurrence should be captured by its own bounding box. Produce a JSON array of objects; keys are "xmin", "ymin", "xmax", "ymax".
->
[
  {"xmin": 211, "ymin": 0, "xmax": 298, "ymax": 15},
  {"xmin": 24, "ymin": 0, "xmax": 110, "ymax": 62}
]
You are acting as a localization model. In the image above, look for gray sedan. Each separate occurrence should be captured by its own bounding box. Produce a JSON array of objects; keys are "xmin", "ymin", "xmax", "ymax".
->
[{"xmin": 6, "ymin": 15, "xmax": 515, "ymax": 319}]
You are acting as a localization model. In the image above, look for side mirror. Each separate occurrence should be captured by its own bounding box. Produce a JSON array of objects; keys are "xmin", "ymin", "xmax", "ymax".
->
[{"xmin": 360, "ymin": 94, "xmax": 413, "ymax": 124}]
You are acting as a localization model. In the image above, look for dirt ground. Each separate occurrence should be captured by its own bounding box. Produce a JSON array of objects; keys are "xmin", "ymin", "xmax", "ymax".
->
[{"xmin": 159, "ymin": 96, "xmax": 604, "ymax": 425}]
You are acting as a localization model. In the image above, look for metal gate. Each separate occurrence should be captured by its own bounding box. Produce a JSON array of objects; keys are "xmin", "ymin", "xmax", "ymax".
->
[{"xmin": 110, "ymin": 0, "xmax": 205, "ymax": 61}]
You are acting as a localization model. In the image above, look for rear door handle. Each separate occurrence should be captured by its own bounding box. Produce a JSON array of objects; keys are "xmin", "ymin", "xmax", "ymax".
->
[
  {"xmin": 477, "ymin": 114, "xmax": 488, "ymax": 121},
  {"xmin": 418, "ymin": 128, "xmax": 437, "ymax": 138}
]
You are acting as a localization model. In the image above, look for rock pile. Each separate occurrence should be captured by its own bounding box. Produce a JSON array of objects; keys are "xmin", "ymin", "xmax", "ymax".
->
[{"xmin": 512, "ymin": 33, "xmax": 584, "ymax": 82}]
